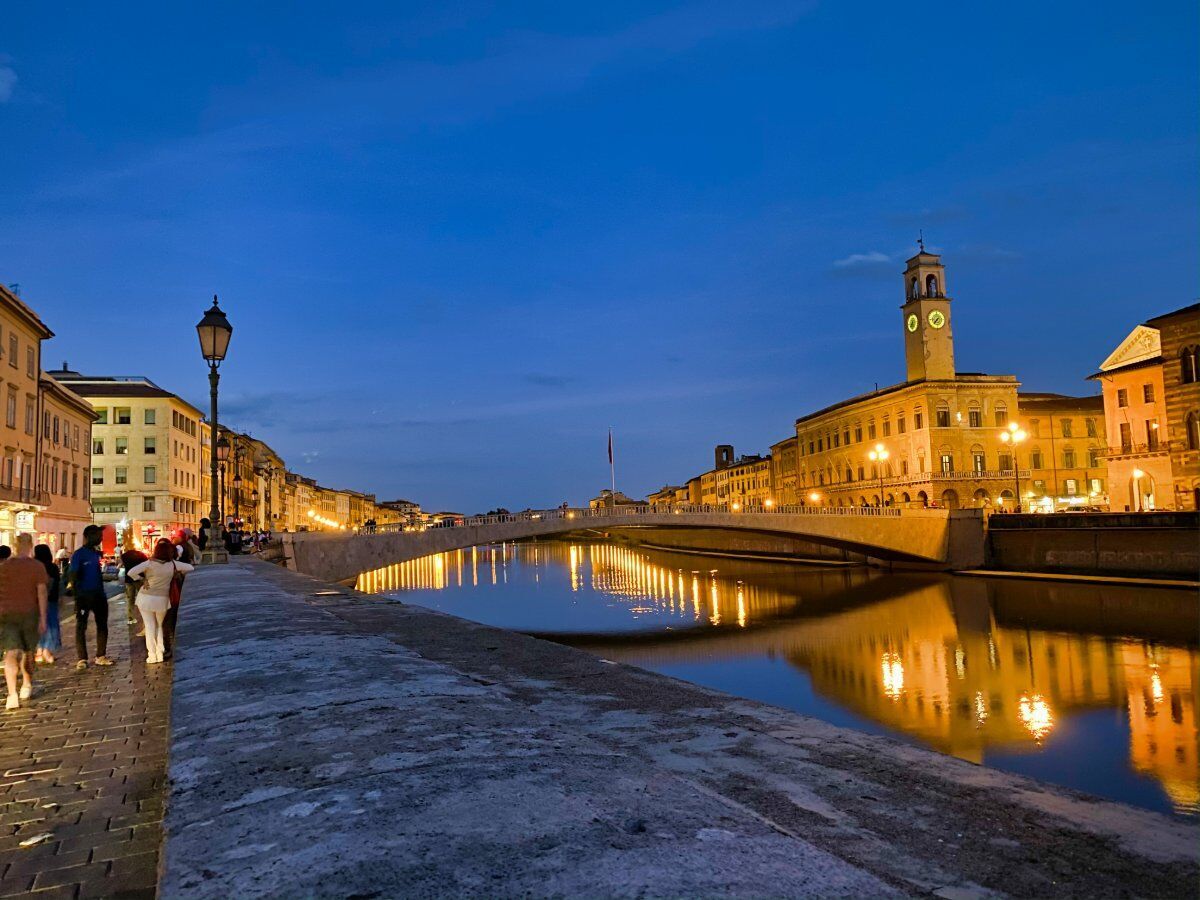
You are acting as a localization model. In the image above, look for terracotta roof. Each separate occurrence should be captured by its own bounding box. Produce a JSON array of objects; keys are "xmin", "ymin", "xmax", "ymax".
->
[{"xmin": 1145, "ymin": 302, "xmax": 1200, "ymax": 327}]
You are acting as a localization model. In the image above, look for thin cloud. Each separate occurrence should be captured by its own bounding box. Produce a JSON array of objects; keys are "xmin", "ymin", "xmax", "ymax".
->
[
  {"xmin": 0, "ymin": 67, "xmax": 16, "ymax": 103},
  {"xmin": 832, "ymin": 251, "xmax": 891, "ymax": 269}
]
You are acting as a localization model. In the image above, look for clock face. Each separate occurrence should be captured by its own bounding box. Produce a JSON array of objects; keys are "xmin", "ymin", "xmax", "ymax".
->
[
  {"xmin": 906, "ymin": 313, "xmax": 918, "ymax": 333},
  {"xmin": 928, "ymin": 310, "xmax": 946, "ymax": 329}
]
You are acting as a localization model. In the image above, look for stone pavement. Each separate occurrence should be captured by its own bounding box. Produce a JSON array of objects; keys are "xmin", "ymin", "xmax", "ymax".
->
[
  {"xmin": 0, "ymin": 586, "xmax": 169, "ymax": 899},
  {"xmin": 164, "ymin": 560, "xmax": 1198, "ymax": 898}
]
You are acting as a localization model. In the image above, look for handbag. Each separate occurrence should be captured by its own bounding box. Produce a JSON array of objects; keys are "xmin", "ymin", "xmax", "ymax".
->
[{"xmin": 168, "ymin": 561, "xmax": 185, "ymax": 607}]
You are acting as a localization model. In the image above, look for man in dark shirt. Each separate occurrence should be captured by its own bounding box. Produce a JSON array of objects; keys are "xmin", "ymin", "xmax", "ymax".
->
[
  {"xmin": 1, "ymin": 533, "xmax": 48, "ymax": 710},
  {"xmin": 69, "ymin": 526, "xmax": 112, "ymax": 668}
]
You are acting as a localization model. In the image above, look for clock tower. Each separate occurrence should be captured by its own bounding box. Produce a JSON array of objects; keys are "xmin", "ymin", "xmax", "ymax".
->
[{"xmin": 901, "ymin": 242, "xmax": 955, "ymax": 382}]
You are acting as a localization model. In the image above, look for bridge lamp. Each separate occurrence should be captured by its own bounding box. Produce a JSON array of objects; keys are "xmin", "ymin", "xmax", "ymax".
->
[
  {"xmin": 764, "ymin": 498, "xmax": 774, "ymax": 509},
  {"xmin": 868, "ymin": 444, "xmax": 889, "ymax": 507},
  {"xmin": 731, "ymin": 502, "xmax": 741, "ymax": 512},
  {"xmin": 808, "ymin": 491, "xmax": 820, "ymax": 504},
  {"xmin": 999, "ymin": 423, "xmax": 1027, "ymax": 512}
]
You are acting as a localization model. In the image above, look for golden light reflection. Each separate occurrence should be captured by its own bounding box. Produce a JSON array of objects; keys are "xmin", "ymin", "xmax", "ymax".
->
[
  {"xmin": 881, "ymin": 651, "xmax": 904, "ymax": 699},
  {"xmin": 1018, "ymin": 694, "xmax": 1054, "ymax": 742}
]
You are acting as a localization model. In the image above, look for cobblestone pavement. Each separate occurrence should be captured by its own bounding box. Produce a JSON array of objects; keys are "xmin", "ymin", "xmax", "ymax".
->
[{"xmin": 0, "ymin": 586, "xmax": 169, "ymax": 899}]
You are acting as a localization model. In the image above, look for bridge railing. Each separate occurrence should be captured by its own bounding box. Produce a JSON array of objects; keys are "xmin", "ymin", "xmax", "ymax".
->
[{"xmin": 372, "ymin": 502, "xmax": 903, "ymax": 535}]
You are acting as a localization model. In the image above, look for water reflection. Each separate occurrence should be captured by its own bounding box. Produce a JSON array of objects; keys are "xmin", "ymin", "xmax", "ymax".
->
[{"xmin": 356, "ymin": 540, "xmax": 1199, "ymax": 817}]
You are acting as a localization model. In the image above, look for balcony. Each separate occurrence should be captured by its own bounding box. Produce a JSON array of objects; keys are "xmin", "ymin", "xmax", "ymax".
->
[
  {"xmin": 1101, "ymin": 442, "xmax": 1169, "ymax": 460},
  {"xmin": 822, "ymin": 470, "xmax": 1031, "ymax": 490},
  {"xmin": 0, "ymin": 485, "xmax": 50, "ymax": 507}
]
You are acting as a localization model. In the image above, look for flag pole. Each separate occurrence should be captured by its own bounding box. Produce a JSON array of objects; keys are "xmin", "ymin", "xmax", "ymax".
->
[{"xmin": 608, "ymin": 427, "xmax": 616, "ymax": 497}]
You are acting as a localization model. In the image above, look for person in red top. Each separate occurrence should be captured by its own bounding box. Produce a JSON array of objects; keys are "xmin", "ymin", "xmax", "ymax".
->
[{"xmin": 0, "ymin": 533, "xmax": 49, "ymax": 711}]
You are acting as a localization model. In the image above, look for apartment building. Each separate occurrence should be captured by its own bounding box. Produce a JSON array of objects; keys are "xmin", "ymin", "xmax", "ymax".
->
[{"xmin": 37, "ymin": 373, "xmax": 96, "ymax": 550}]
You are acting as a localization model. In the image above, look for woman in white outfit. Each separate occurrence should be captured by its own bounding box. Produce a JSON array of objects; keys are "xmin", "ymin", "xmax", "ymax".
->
[{"xmin": 126, "ymin": 539, "xmax": 193, "ymax": 664}]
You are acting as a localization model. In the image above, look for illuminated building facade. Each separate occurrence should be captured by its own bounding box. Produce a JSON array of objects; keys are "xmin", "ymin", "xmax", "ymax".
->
[
  {"xmin": 1016, "ymin": 393, "xmax": 1107, "ymax": 510},
  {"xmin": 37, "ymin": 373, "xmax": 96, "ymax": 551},
  {"xmin": 699, "ymin": 445, "xmax": 773, "ymax": 509},
  {"xmin": 792, "ymin": 249, "xmax": 1023, "ymax": 509},
  {"xmin": 1092, "ymin": 303, "xmax": 1200, "ymax": 510}
]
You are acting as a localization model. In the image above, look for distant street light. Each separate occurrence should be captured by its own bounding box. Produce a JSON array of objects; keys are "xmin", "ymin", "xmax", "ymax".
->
[
  {"xmin": 867, "ymin": 443, "xmax": 889, "ymax": 507},
  {"xmin": 197, "ymin": 296, "xmax": 232, "ymax": 563},
  {"xmin": 999, "ymin": 421, "xmax": 1028, "ymax": 512},
  {"xmin": 1131, "ymin": 468, "xmax": 1145, "ymax": 512}
]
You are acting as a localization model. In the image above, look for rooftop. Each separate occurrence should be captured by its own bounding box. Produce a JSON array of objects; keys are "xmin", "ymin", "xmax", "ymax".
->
[{"xmin": 795, "ymin": 373, "xmax": 1017, "ymax": 427}]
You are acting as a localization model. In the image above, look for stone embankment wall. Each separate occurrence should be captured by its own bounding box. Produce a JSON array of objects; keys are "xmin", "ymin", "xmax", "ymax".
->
[
  {"xmin": 605, "ymin": 527, "xmax": 868, "ymax": 564},
  {"xmin": 986, "ymin": 511, "xmax": 1200, "ymax": 579}
]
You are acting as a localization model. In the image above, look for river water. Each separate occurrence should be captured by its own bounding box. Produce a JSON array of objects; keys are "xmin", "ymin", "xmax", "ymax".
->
[{"xmin": 355, "ymin": 540, "xmax": 1199, "ymax": 819}]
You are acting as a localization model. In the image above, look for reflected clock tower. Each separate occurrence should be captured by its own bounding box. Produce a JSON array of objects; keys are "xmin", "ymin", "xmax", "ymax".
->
[{"xmin": 901, "ymin": 240, "xmax": 955, "ymax": 382}]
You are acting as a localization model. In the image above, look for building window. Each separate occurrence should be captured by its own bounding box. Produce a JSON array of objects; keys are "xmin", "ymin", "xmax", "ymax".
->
[
  {"xmin": 71, "ymin": 470, "xmax": 77, "ymax": 497},
  {"xmin": 999, "ymin": 453, "xmax": 1013, "ymax": 472},
  {"xmin": 92, "ymin": 468, "xmax": 104, "ymax": 485},
  {"xmin": 1146, "ymin": 420, "xmax": 1160, "ymax": 451},
  {"xmin": 854, "ymin": 425, "xmax": 862, "ymax": 443},
  {"xmin": 52, "ymin": 416, "xmax": 59, "ymax": 444},
  {"xmin": 994, "ymin": 405, "xmax": 1008, "ymax": 427},
  {"xmin": 145, "ymin": 408, "xmax": 156, "ymax": 425},
  {"xmin": 968, "ymin": 408, "xmax": 981, "ymax": 428},
  {"xmin": 25, "ymin": 347, "xmax": 34, "ymax": 378},
  {"xmin": 1033, "ymin": 479, "xmax": 1046, "ymax": 495},
  {"xmin": 1117, "ymin": 388, "xmax": 1128, "ymax": 408},
  {"xmin": 1086, "ymin": 418, "xmax": 1097, "ymax": 437},
  {"xmin": 115, "ymin": 437, "xmax": 128, "ymax": 455},
  {"xmin": 897, "ymin": 415, "xmax": 906, "ymax": 434},
  {"xmin": 1063, "ymin": 449, "xmax": 1076, "ymax": 468},
  {"xmin": 144, "ymin": 437, "xmax": 156, "ymax": 454},
  {"xmin": 115, "ymin": 407, "xmax": 131, "ymax": 425},
  {"xmin": 91, "ymin": 497, "xmax": 128, "ymax": 514},
  {"xmin": 901, "ymin": 459, "xmax": 908, "ymax": 475},
  {"xmin": 7, "ymin": 335, "xmax": 16, "ymax": 368},
  {"xmin": 868, "ymin": 422, "xmax": 877, "ymax": 440},
  {"xmin": 144, "ymin": 466, "xmax": 156, "ymax": 484},
  {"xmin": 857, "ymin": 465, "xmax": 865, "ymax": 481},
  {"xmin": 1143, "ymin": 384, "xmax": 1154, "ymax": 403},
  {"xmin": 1182, "ymin": 347, "xmax": 1199, "ymax": 384},
  {"xmin": 846, "ymin": 468, "xmax": 854, "ymax": 482},
  {"xmin": 115, "ymin": 466, "xmax": 127, "ymax": 485},
  {"xmin": 95, "ymin": 408, "xmax": 108, "ymax": 425},
  {"xmin": 1060, "ymin": 419, "xmax": 1072, "ymax": 438},
  {"xmin": 1065, "ymin": 478, "xmax": 1078, "ymax": 496},
  {"xmin": 914, "ymin": 410, "xmax": 924, "ymax": 430},
  {"xmin": 1188, "ymin": 411, "xmax": 1200, "ymax": 451},
  {"xmin": 939, "ymin": 453, "xmax": 953, "ymax": 474},
  {"xmin": 972, "ymin": 452, "xmax": 985, "ymax": 473},
  {"xmin": 144, "ymin": 496, "xmax": 155, "ymax": 513},
  {"xmin": 1031, "ymin": 449, "xmax": 1043, "ymax": 469},
  {"xmin": 1089, "ymin": 477, "xmax": 1103, "ymax": 495},
  {"xmin": 832, "ymin": 432, "xmax": 840, "ymax": 448},
  {"xmin": 936, "ymin": 408, "xmax": 951, "ymax": 428},
  {"xmin": 5, "ymin": 390, "xmax": 15, "ymax": 429},
  {"xmin": 1119, "ymin": 422, "xmax": 1132, "ymax": 452},
  {"xmin": 842, "ymin": 429, "xmax": 850, "ymax": 445},
  {"xmin": 23, "ymin": 398, "xmax": 34, "ymax": 435},
  {"xmin": 92, "ymin": 438, "xmax": 104, "ymax": 455}
]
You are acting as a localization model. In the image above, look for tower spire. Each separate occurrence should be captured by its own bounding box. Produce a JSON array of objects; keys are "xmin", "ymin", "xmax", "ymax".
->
[{"xmin": 917, "ymin": 230, "xmax": 925, "ymax": 253}]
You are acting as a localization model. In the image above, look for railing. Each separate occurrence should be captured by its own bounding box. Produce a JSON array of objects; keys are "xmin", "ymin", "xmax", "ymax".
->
[
  {"xmin": 1101, "ymin": 442, "xmax": 1169, "ymax": 458},
  {"xmin": 370, "ymin": 502, "xmax": 904, "ymax": 535},
  {"xmin": 0, "ymin": 485, "xmax": 50, "ymax": 506},
  {"xmin": 821, "ymin": 470, "xmax": 1031, "ymax": 490}
]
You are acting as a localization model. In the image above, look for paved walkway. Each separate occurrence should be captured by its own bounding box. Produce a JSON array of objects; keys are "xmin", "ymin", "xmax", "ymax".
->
[
  {"xmin": 164, "ymin": 560, "xmax": 1198, "ymax": 898},
  {"xmin": 0, "ymin": 586, "xmax": 169, "ymax": 899}
]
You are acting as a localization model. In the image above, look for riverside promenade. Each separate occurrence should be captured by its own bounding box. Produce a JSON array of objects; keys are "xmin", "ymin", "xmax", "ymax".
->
[{"xmin": 160, "ymin": 559, "xmax": 1198, "ymax": 898}]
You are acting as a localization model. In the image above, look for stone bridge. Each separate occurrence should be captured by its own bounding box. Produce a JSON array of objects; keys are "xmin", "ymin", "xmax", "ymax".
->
[{"xmin": 281, "ymin": 506, "xmax": 986, "ymax": 583}]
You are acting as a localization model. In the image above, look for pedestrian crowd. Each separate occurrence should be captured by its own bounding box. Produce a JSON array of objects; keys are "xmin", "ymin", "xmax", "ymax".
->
[{"xmin": 0, "ymin": 523, "xmax": 201, "ymax": 711}]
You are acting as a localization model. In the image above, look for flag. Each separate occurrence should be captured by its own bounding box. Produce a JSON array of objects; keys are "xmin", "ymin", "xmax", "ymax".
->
[{"xmin": 607, "ymin": 429, "xmax": 613, "ymax": 465}]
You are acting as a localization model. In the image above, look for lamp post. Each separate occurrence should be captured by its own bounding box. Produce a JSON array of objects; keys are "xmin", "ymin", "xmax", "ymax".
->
[
  {"xmin": 197, "ymin": 296, "xmax": 233, "ymax": 563},
  {"xmin": 1131, "ymin": 468, "xmax": 1145, "ymax": 512},
  {"xmin": 999, "ymin": 421, "xmax": 1027, "ymax": 512},
  {"xmin": 233, "ymin": 471, "xmax": 242, "ymax": 526},
  {"xmin": 216, "ymin": 435, "xmax": 230, "ymax": 524},
  {"xmin": 251, "ymin": 488, "xmax": 260, "ymax": 529},
  {"xmin": 867, "ymin": 443, "xmax": 889, "ymax": 508}
]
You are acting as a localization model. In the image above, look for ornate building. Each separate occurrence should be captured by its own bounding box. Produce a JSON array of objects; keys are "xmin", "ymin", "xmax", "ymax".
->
[
  {"xmin": 1091, "ymin": 304, "xmax": 1200, "ymax": 510},
  {"xmin": 1016, "ymin": 393, "xmax": 1107, "ymax": 510},
  {"xmin": 792, "ymin": 248, "xmax": 1023, "ymax": 509}
]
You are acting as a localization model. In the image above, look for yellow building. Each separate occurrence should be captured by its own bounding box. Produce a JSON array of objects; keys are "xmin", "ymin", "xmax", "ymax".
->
[
  {"xmin": 49, "ymin": 368, "xmax": 204, "ymax": 542},
  {"xmin": 698, "ymin": 445, "xmax": 773, "ymax": 509},
  {"xmin": 1016, "ymin": 393, "xmax": 1107, "ymax": 510},
  {"xmin": 793, "ymin": 248, "xmax": 1023, "ymax": 509},
  {"xmin": 37, "ymin": 373, "xmax": 96, "ymax": 551},
  {"xmin": 1091, "ymin": 304, "xmax": 1200, "ymax": 511},
  {"xmin": 769, "ymin": 436, "xmax": 799, "ymax": 505},
  {"xmin": 0, "ymin": 287, "xmax": 55, "ymax": 546}
]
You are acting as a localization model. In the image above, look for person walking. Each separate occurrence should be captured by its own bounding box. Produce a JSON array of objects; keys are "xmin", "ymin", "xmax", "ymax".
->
[
  {"xmin": 33, "ymin": 544, "xmax": 61, "ymax": 665},
  {"xmin": 69, "ymin": 525, "xmax": 112, "ymax": 669},
  {"xmin": 1, "ymin": 534, "xmax": 49, "ymax": 710},
  {"xmin": 120, "ymin": 533, "xmax": 148, "ymax": 628},
  {"xmin": 55, "ymin": 545, "xmax": 70, "ymax": 577},
  {"xmin": 126, "ymin": 539, "xmax": 193, "ymax": 665}
]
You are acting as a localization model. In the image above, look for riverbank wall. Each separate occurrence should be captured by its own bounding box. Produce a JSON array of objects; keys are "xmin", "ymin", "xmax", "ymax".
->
[
  {"xmin": 605, "ymin": 526, "xmax": 869, "ymax": 565},
  {"xmin": 160, "ymin": 560, "xmax": 1198, "ymax": 897},
  {"xmin": 986, "ymin": 511, "xmax": 1199, "ymax": 579}
]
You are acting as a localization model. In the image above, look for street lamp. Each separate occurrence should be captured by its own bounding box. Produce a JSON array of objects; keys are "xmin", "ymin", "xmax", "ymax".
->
[
  {"xmin": 1131, "ymin": 468, "xmax": 1145, "ymax": 512},
  {"xmin": 999, "ymin": 421, "xmax": 1027, "ymax": 512},
  {"xmin": 251, "ymin": 488, "xmax": 260, "ymax": 528},
  {"xmin": 197, "ymin": 296, "xmax": 232, "ymax": 563},
  {"xmin": 233, "ymin": 472, "xmax": 243, "ymax": 525},
  {"xmin": 867, "ymin": 443, "xmax": 889, "ymax": 507}
]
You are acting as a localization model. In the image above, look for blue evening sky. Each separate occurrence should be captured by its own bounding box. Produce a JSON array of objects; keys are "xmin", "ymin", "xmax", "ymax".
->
[{"xmin": 1, "ymin": 2, "xmax": 1195, "ymax": 511}]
